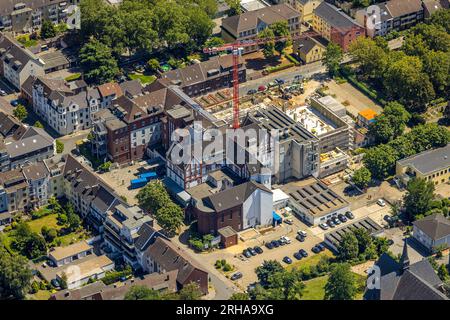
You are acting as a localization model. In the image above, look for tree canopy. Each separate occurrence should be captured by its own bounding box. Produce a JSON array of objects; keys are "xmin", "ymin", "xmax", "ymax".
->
[
  {"xmin": 324, "ymin": 263, "xmax": 357, "ymax": 300},
  {"xmin": 0, "ymin": 246, "xmax": 33, "ymax": 299},
  {"xmin": 403, "ymin": 177, "xmax": 436, "ymax": 221}
]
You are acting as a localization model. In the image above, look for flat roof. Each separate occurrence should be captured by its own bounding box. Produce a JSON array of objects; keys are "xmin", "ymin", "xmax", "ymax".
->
[
  {"xmin": 281, "ymin": 177, "xmax": 349, "ymax": 218},
  {"xmin": 286, "ymin": 105, "xmax": 337, "ymax": 136},
  {"xmin": 398, "ymin": 144, "xmax": 450, "ymax": 175},
  {"xmin": 49, "ymin": 241, "xmax": 93, "ymax": 262},
  {"xmin": 57, "ymin": 255, "xmax": 113, "ymax": 283}
]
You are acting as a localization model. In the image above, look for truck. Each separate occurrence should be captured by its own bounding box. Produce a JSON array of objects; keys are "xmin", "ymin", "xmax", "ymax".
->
[
  {"xmin": 130, "ymin": 177, "xmax": 148, "ymax": 189},
  {"xmin": 139, "ymin": 171, "xmax": 157, "ymax": 181}
]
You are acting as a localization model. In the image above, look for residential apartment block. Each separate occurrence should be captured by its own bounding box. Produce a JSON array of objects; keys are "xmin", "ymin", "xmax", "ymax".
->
[
  {"xmin": 355, "ymin": 0, "xmax": 424, "ymax": 38},
  {"xmin": 292, "ymin": 0, "xmax": 323, "ymax": 23},
  {"xmin": 0, "ymin": 0, "xmax": 80, "ymax": 33},
  {"xmin": 0, "ymin": 32, "xmax": 45, "ymax": 90},
  {"xmin": 312, "ymin": 2, "xmax": 365, "ymax": 51},
  {"xmin": 221, "ymin": 3, "xmax": 301, "ymax": 54}
]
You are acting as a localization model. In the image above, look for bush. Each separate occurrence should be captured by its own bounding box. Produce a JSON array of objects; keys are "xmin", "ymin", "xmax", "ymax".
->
[
  {"xmin": 223, "ymin": 263, "xmax": 233, "ymax": 272},
  {"xmin": 214, "ymin": 260, "xmax": 222, "ymax": 269},
  {"xmin": 285, "ymin": 54, "xmax": 301, "ymax": 65},
  {"xmin": 55, "ymin": 140, "xmax": 64, "ymax": 154},
  {"xmin": 189, "ymin": 239, "xmax": 204, "ymax": 252},
  {"xmin": 265, "ymin": 62, "xmax": 295, "ymax": 74},
  {"xmin": 30, "ymin": 281, "xmax": 40, "ymax": 294}
]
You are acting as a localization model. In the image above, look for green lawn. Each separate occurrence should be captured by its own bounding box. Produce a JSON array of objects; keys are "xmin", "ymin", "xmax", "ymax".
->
[
  {"xmin": 128, "ymin": 73, "xmax": 157, "ymax": 84},
  {"xmin": 29, "ymin": 290, "xmax": 53, "ymax": 300},
  {"xmin": 301, "ymin": 273, "xmax": 366, "ymax": 300},
  {"xmin": 26, "ymin": 214, "xmax": 62, "ymax": 234},
  {"xmin": 287, "ymin": 250, "xmax": 335, "ymax": 272},
  {"xmin": 16, "ymin": 35, "xmax": 38, "ymax": 48}
]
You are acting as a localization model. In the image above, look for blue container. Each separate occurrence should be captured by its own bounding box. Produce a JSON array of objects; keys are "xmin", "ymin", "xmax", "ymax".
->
[
  {"xmin": 130, "ymin": 177, "xmax": 148, "ymax": 189},
  {"xmin": 139, "ymin": 171, "xmax": 157, "ymax": 181}
]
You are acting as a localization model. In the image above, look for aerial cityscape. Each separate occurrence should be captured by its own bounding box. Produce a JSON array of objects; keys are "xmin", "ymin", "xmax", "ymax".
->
[{"xmin": 0, "ymin": 0, "xmax": 449, "ymax": 305}]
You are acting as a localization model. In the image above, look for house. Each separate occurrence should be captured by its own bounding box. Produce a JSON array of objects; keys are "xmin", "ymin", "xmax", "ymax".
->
[
  {"xmin": 422, "ymin": 0, "xmax": 444, "ymax": 18},
  {"xmin": 221, "ymin": 4, "xmax": 301, "ymax": 54},
  {"xmin": 355, "ymin": 0, "xmax": 424, "ymax": 38},
  {"xmin": 357, "ymin": 108, "xmax": 377, "ymax": 128},
  {"xmin": 56, "ymin": 255, "xmax": 115, "ymax": 290},
  {"xmin": 396, "ymin": 144, "xmax": 450, "ymax": 186},
  {"xmin": 0, "ymin": 0, "xmax": 77, "ymax": 33},
  {"xmin": 292, "ymin": 0, "xmax": 323, "ymax": 24},
  {"xmin": 312, "ymin": 2, "xmax": 365, "ymax": 51},
  {"xmin": 281, "ymin": 177, "xmax": 350, "ymax": 226},
  {"xmin": 48, "ymin": 241, "xmax": 94, "ymax": 267},
  {"xmin": 293, "ymin": 36, "xmax": 326, "ymax": 64},
  {"xmin": 188, "ymin": 176, "xmax": 273, "ymax": 235},
  {"xmin": 160, "ymin": 54, "xmax": 246, "ymax": 98},
  {"xmin": 413, "ymin": 214, "xmax": 450, "ymax": 253},
  {"xmin": 364, "ymin": 242, "xmax": 449, "ymax": 300},
  {"xmin": 141, "ymin": 237, "xmax": 209, "ymax": 295},
  {"xmin": 0, "ymin": 32, "xmax": 45, "ymax": 90}
]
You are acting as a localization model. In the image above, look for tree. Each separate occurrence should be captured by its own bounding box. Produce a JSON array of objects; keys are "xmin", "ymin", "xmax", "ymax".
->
[
  {"xmin": 363, "ymin": 144, "xmax": 399, "ymax": 180},
  {"xmin": 369, "ymin": 102, "xmax": 410, "ymax": 144},
  {"xmin": 13, "ymin": 223, "xmax": 47, "ymax": 259},
  {"xmin": 422, "ymin": 50, "xmax": 450, "ymax": 95},
  {"xmin": 178, "ymin": 282, "xmax": 202, "ymax": 300},
  {"xmin": 79, "ymin": 38, "xmax": 119, "ymax": 85},
  {"xmin": 258, "ymin": 28, "xmax": 276, "ymax": 59},
  {"xmin": 353, "ymin": 228, "xmax": 373, "ymax": 256},
  {"xmin": 337, "ymin": 232, "xmax": 359, "ymax": 262},
  {"xmin": 352, "ymin": 167, "xmax": 371, "ymax": 190},
  {"xmin": 270, "ymin": 21, "xmax": 291, "ymax": 55},
  {"xmin": 55, "ymin": 140, "xmax": 64, "ymax": 154},
  {"xmin": 136, "ymin": 181, "xmax": 171, "ymax": 214},
  {"xmin": 349, "ymin": 37, "xmax": 388, "ymax": 79},
  {"xmin": 438, "ymin": 264, "xmax": 449, "ymax": 282},
  {"xmin": 146, "ymin": 58, "xmax": 160, "ymax": 73},
  {"xmin": 266, "ymin": 269, "xmax": 305, "ymax": 300},
  {"xmin": 324, "ymin": 42, "xmax": 343, "ymax": 77},
  {"xmin": 0, "ymin": 247, "xmax": 33, "ymax": 299},
  {"xmin": 403, "ymin": 177, "xmax": 435, "ymax": 221},
  {"xmin": 204, "ymin": 37, "xmax": 225, "ymax": 49},
  {"xmin": 125, "ymin": 285, "xmax": 162, "ymax": 300},
  {"xmin": 255, "ymin": 260, "xmax": 284, "ymax": 286},
  {"xmin": 40, "ymin": 19, "xmax": 57, "ymax": 39},
  {"xmin": 429, "ymin": 9, "xmax": 450, "ymax": 33},
  {"xmin": 98, "ymin": 161, "xmax": 112, "ymax": 172},
  {"xmin": 33, "ymin": 121, "xmax": 44, "ymax": 128},
  {"xmin": 13, "ymin": 104, "xmax": 28, "ymax": 122},
  {"xmin": 155, "ymin": 203, "xmax": 184, "ymax": 235},
  {"xmin": 229, "ymin": 292, "xmax": 249, "ymax": 300},
  {"xmin": 324, "ymin": 263, "xmax": 357, "ymax": 300},
  {"xmin": 225, "ymin": 0, "xmax": 242, "ymax": 16}
]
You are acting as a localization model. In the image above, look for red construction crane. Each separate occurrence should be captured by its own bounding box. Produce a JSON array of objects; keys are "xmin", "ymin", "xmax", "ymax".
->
[{"xmin": 203, "ymin": 31, "xmax": 317, "ymax": 129}]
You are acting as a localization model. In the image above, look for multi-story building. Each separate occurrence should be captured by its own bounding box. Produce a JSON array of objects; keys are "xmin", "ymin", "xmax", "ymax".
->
[
  {"xmin": 413, "ymin": 214, "xmax": 450, "ymax": 253},
  {"xmin": 221, "ymin": 3, "xmax": 301, "ymax": 54},
  {"xmin": 0, "ymin": 0, "xmax": 79, "ymax": 33},
  {"xmin": 0, "ymin": 169, "xmax": 28, "ymax": 213},
  {"xmin": 355, "ymin": 0, "xmax": 424, "ymax": 38},
  {"xmin": 160, "ymin": 54, "xmax": 246, "ymax": 97},
  {"xmin": 0, "ymin": 32, "xmax": 45, "ymax": 90},
  {"xmin": 22, "ymin": 161, "xmax": 50, "ymax": 209},
  {"xmin": 292, "ymin": 0, "xmax": 323, "ymax": 24},
  {"xmin": 312, "ymin": 2, "xmax": 365, "ymax": 51}
]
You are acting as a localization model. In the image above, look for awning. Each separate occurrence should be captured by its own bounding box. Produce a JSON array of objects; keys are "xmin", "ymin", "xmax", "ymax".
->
[{"xmin": 272, "ymin": 211, "xmax": 282, "ymax": 222}]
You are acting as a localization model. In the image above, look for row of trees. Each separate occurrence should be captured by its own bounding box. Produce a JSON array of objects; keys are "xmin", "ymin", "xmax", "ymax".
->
[
  {"xmin": 337, "ymin": 228, "xmax": 389, "ymax": 263},
  {"xmin": 78, "ymin": 0, "xmax": 217, "ymax": 84},
  {"xmin": 258, "ymin": 21, "xmax": 291, "ymax": 59},
  {"xmin": 125, "ymin": 282, "xmax": 202, "ymax": 300},
  {"xmin": 136, "ymin": 180, "xmax": 184, "ymax": 235}
]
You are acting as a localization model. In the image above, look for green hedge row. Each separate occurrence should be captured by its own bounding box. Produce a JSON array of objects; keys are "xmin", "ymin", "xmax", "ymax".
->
[
  {"xmin": 265, "ymin": 62, "xmax": 295, "ymax": 74},
  {"xmin": 340, "ymin": 70, "xmax": 387, "ymax": 106},
  {"xmin": 285, "ymin": 54, "xmax": 301, "ymax": 66}
]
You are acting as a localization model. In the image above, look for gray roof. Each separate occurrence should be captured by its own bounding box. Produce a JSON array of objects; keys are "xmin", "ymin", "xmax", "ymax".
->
[
  {"xmin": 0, "ymin": 32, "xmax": 43, "ymax": 72},
  {"xmin": 397, "ymin": 144, "xmax": 450, "ymax": 175},
  {"xmin": 134, "ymin": 222, "xmax": 158, "ymax": 252},
  {"xmin": 385, "ymin": 0, "xmax": 423, "ymax": 18},
  {"xmin": 294, "ymin": 36, "xmax": 324, "ymax": 55},
  {"xmin": 413, "ymin": 214, "xmax": 450, "ymax": 240},
  {"xmin": 314, "ymin": 2, "xmax": 363, "ymax": 34},
  {"xmin": 4, "ymin": 126, "xmax": 54, "ymax": 159},
  {"xmin": 22, "ymin": 161, "xmax": 49, "ymax": 181}
]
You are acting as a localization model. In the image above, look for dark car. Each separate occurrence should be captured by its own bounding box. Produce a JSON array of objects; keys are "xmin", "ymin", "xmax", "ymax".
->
[
  {"xmin": 327, "ymin": 220, "xmax": 336, "ymax": 228},
  {"xmin": 272, "ymin": 240, "xmax": 280, "ymax": 248},
  {"xmin": 338, "ymin": 214, "xmax": 347, "ymax": 223},
  {"xmin": 254, "ymin": 246, "xmax": 263, "ymax": 254},
  {"xmin": 243, "ymin": 249, "xmax": 252, "ymax": 258},
  {"xmin": 231, "ymin": 272, "xmax": 243, "ymax": 281},
  {"xmin": 247, "ymin": 89, "xmax": 257, "ymax": 95},
  {"xmin": 311, "ymin": 246, "xmax": 321, "ymax": 254},
  {"xmin": 299, "ymin": 249, "xmax": 308, "ymax": 258},
  {"xmin": 265, "ymin": 242, "xmax": 274, "ymax": 249},
  {"xmin": 316, "ymin": 243, "xmax": 325, "ymax": 251},
  {"xmin": 296, "ymin": 234, "xmax": 305, "ymax": 242},
  {"xmin": 384, "ymin": 215, "xmax": 394, "ymax": 224},
  {"xmin": 275, "ymin": 78, "xmax": 285, "ymax": 85},
  {"xmin": 282, "ymin": 256, "xmax": 292, "ymax": 264},
  {"xmin": 10, "ymin": 99, "xmax": 19, "ymax": 107},
  {"xmin": 293, "ymin": 252, "xmax": 303, "ymax": 260},
  {"xmin": 345, "ymin": 211, "xmax": 354, "ymax": 219},
  {"xmin": 249, "ymin": 248, "xmax": 257, "ymax": 256},
  {"xmin": 51, "ymin": 279, "xmax": 61, "ymax": 288}
]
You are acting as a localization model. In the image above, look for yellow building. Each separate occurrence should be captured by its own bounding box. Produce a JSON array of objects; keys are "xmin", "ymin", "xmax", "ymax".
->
[
  {"xmin": 294, "ymin": 36, "xmax": 326, "ymax": 64},
  {"xmin": 295, "ymin": 0, "xmax": 323, "ymax": 24},
  {"xmin": 396, "ymin": 144, "xmax": 450, "ymax": 186}
]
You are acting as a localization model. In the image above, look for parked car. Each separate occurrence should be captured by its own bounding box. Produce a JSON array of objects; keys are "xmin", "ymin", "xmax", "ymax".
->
[
  {"xmin": 332, "ymin": 217, "xmax": 341, "ymax": 225},
  {"xmin": 247, "ymin": 89, "xmax": 257, "ymax": 95},
  {"xmin": 272, "ymin": 240, "xmax": 280, "ymax": 248},
  {"xmin": 338, "ymin": 214, "xmax": 347, "ymax": 223},
  {"xmin": 293, "ymin": 252, "xmax": 303, "ymax": 260},
  {"xmin": 268, "ymin": 81, "xmax": 278, "ymax": 88},
  {"xmin": 311, "ymin": 246, "xmax": 321, "ymax": 254},
  {"xmin": 258, "ymin": 85, "xmax": 267, "ymax": 92},
  {"xmin": 243, "ymin": 249, "xmax": 252, "ymax": 258},
  {"xmin": 51, "ymin": 279, "xmax": 61, "ymax": 288},
  {"xmin": 299, "ymin": 249, "xmax": 308, "ymax": 258},
  {"xmin": 275, "ymin": 78, "xmax": 285, "ymax": 85},
  {"xmin": 327, "ymin": 220, "xmax": 336, "ymax": 228},
  {"xmin": 265, "ymin": 242, "xmax": 274, "ymax": 249},
  {"xmin": 279, "ymin": 239, "xmax": 286, "ymax": 246},
  {"xmin": 316, "ymin": 243, "xmax": 325, "ymax": 251},
  {"xmin": 377, "ymin": 199, "xmax": 386, "ymax": 207},
  {"xmin": 248, "ymin": 247, "xmax": 257, "ymax": 256},
  {"xmin": 281, "ymin": 236, "xmax": 291, "ymax": 244},
  {"xmin": 282, "ymin": 256, "xmax": 292, "ymax": 264},
  {"xmin": 254, "ymin": 246, "xmax": 263, "ymax": 254},
  {"xmin": 231, "ymin": 272, "xmax": 243, "ymax": 281},
  {"xmin": 0, "ymin": 89, "xmax": 6, "ymax": 96},
  {"xmin": 319, "ymin": 223, "xmax": 329, "ymax": 230},
  {"xmin": 296, "ymin": 234, "xmax": 305, "ymax": 242},
  {"xmin": 345, "ymin": 211, "xmax": 355, "ymax": 219},
  {"xmin": 297, "ymin": 230, "xmax": 307, "ymax": 238},
  {"xmin": 284, "ymin": 218, "xmax": 293, "ymax": 225},
  {"xmin": 10, "ymin": 99, "xmax": 19, "ymax": 107}
]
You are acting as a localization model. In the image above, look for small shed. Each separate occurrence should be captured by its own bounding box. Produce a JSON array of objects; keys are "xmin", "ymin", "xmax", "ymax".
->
[{"xmin": 218, "ymin": 226, "xmax": 238, "ymax": 248}]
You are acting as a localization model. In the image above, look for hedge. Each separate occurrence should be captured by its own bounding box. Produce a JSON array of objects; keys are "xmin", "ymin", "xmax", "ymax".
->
[
  {"xmin": 265, "ymin": 62, "xmax": 295, "ymax": 74},
  {"xmin": 285, "ymin": 54, "xmax": 301, "ymax": 66},
  {"xmin": 340, "ymin": 69, "xmax": 387, "ymax": 106}
]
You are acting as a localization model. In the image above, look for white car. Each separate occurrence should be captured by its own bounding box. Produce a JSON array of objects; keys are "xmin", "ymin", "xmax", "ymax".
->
[
  {"xmin": 297, "ymin": 230, "xmax": 307, "ymax": 238},
  {"xmin": 281, "ymin": 236, "xmax": 291, "ymax": 244},
  {"xmin": 319, "ymin": 223, "xmax": 329, "ymax": 230},
  {"xmin": 0, "ymin": 89, "xmax": 6, "ymax": 96},
  {"xmin": 377, "ymin": 199, "xmax": 386, "ymax": 207}
]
